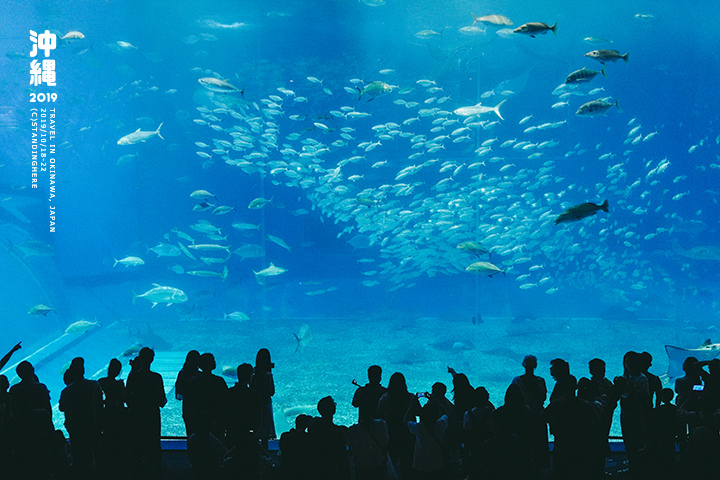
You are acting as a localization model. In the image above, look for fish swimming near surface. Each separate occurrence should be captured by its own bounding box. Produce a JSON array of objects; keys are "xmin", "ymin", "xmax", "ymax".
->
[
  {"xmin": 294, "ymin": 324, "xmax": 312, "ymax": 352},
  {"xmin": 575, "ymin": 98, "xmax": 619, "ymax": 117},
  {"xmin": 513, "ymin": 22, "xmax": 557, "ymax": 37},
  {"xmin": 554, "ymin": 200, "xmax": 609, "ymax": 224},
  {"xmin": 665, "ymin": 339, "xmax": 720, "ymax": 378},
  {"xmin": 117, "ymin": 123, "xmax": 164, "ymax": 145},
  {"xmin": 585, "ymin": 49, "xmax": 629, "ymax": 64}
]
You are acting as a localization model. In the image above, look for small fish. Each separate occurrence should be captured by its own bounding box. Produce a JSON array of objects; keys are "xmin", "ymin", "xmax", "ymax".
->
[
  {"xmin": 585, "ymin": 49, "xmax": 629, "ymax": 64},
  {"xmin": 576, "ymin": 98, "xmax": 620, "ymax": 117},
  {"xmin": 294, "ymin": 324, "xmax": 312, "ymax": 352},
  {"xmin": 65, "ymin": 320, "xmax": 99, "ymax": 334},
  {"xmin": 28, "ymin": 304, "xmax": 56, "ymax": 316},
  {"xmin": 61, "ymin": 31, "xmax": 85, "ymax": 41},
  {"xmin": 415, "ymin": 30, "xmax": 442, "ymax": 39},
  {"xmin": 198, "ymin": 77, "xmax": 243, "ymax": 94},
  {"xmin": 465, "ymin": 261, "xmax": 506, "ymax": 277},
  {"xmin": 225, "ymin": 311, "xmax": 250, "ymax": 322},
  {"xmin": 113, "ymin": 256, "xmax": 145, "ymax": 267},
  {"xmin": 248, "ymin": 196, "xmax": 272, "ymax": 209},
  {"xmin": 565, "ymin": 66, "xmax": 606, "ymax": 84},
  {"xmin": 513, "ymin": 22, "xmax": 557, "ymax": 37},
  {"xmin": 471, "ymin": 13, "xmax": 513, "ymax": 26},
  {"xmin": 254, "ymin": 263, "xmax": 287, "ymax": 277},
  {"xmin": 190, "ymin": 189, "xmax": 216, "ymax": 200},
  {"xmin": 117, "ymin": 123, "xmax": 164, "ymax": 145}
]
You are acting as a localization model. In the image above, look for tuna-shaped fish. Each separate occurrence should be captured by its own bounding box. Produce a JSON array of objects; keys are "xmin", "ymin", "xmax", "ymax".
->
[
  {"xmin": 465, "ymin": 261, "xmax": 506, "ymax": 277},
  {"xmin": 117, "ymin": 123, "xmax": 164, "ymax": 145},
  {"xmin": 513, "ymin": 22, "xmax": 557, "ymax": 37},
  {"xmin": 565, "ymin": 66, "xmax": 606, "ymax": 84},
  {"xmin": 132, "ymin": 284, "xmax": 188, "ymax": 308},
  {"xmin": 453, "ymin": 99, "xmax": 506, "ymax": 120},
  {"xmin": 554, "ymin": 200, "xmax": 609, "ymax": 224},
  {"xmin": 198, "ymin": 77, "xmax": 243, "ymax": 94},
  {"xmin": 575, "ymin": 98, "xmax": 619, "ymax": 117},
  {"xmin": 585, "ymin": 49, "xmax": 629, "ymax": 64},
  {"xmin": 28, "ymin": 304, "xmax": 55, "ymax": 316}
]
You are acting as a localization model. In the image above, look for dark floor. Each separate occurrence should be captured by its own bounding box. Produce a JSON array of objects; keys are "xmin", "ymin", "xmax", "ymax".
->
[{"xmin": 160, "ymin": 439, "xmax": 637, "ymax": 479}]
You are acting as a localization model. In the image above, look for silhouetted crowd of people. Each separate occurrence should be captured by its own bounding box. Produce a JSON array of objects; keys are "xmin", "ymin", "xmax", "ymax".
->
[{"xmin": 2, "ymin": 340, "xmax": 720, "ymax": 480}]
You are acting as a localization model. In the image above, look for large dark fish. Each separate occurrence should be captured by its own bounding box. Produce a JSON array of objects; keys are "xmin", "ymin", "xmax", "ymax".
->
[{"xmin": 554, "ymin": 200, "xmax": 609, "ymax": 224}]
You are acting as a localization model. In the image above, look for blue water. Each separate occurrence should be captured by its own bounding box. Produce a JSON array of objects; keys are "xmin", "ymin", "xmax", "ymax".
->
[{"xmin": 1, "ymin": 0, "xmax": 719, "ymax": 435}]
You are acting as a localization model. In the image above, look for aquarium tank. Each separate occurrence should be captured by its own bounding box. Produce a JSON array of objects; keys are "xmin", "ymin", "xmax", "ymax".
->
[{"xmin": 1, "ymin": 0, "xmax": 719, "ymax": 438}]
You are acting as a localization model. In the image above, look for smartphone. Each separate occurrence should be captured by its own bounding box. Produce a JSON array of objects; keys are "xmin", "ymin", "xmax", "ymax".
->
[{"xmin": 693, "ymin": 385, "xmax": 704, "ymax": 391}]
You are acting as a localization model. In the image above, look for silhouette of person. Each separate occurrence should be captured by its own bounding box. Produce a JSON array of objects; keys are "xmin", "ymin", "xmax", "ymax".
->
[
  {"xmin": 675, "ymin": 356, "xmax": 702, "ymax": 410},
  {"xmin": 646, "ymin": 388, "xmax": 682, "ymax": 480},
  {"xmin": 579, "ymin": 358, "xmax": 616, "ymax": 454},
  {"xmin": 407, "ymin": 397, "xmax": 449, "ymax": 480},
  {"xmin": 250, "ymin": 348, "xmax": 276, "ymax": 449},
  {"xmin": 640, "ymin": 351, "xmax": 663, "ymax": 408},
  {"xmin": 307, "ymin": 396, "xmax": 350, "ymax": 480},
  {"xmin": 352, "ymin": 365, "xmax": 387, "ymax": 423},
  {"xmin": 0, "ymin": 342, "xmax": 21, "ymax": 371},
  {"xmin": 511, "ymin": 354, "xmax": 549, "ymax": 470},
  {"xmin": 494, "ymin": 383, "xmax": 533, "ymax": 478},
  {"xmin": 0, "ymin": 374, "xmax": 11, "ymax": 426},
  {"xmin": 543, "ymin": 376, "xmax": 605, "ymax": 480},
  {"xmin": 98, "ymin": 358, "xmax": 130, "ymax": 480},
  {"xmin": 347, "ymin": 411, "xmax": 389, "ymax": 480},
  {"xmin": 618, "ymin": 351, "xmax": 651, "ymax": 477},
  {"xmin": 174, "ymin": 350, "xmax": 200, "ymax": 437},
  {"xmin": 378, "ymin": 372, "xmax": 421, "ymax": 480},
  {"xmin": 8, "ymin": 360, "xmax": 51, "ymax": 417},
  {"xmin": 59, "ymin": 357, "xmax": 104, "ymax": 479},
  {"xmin": 7, "ymin": 360, "xmax": 58, "ymax": 479},
  {"xmin": 549, "ymin": 358, "xmax": 576, "ymax": 403},
  {"xmin": 447, "ymin": 366, "xmax": 475, "ymax": 417},
  {"xmin": 0, "ymin": 374, "xmax": 11, "ymax": 469},
  {"xmin": 279, "ymin": 413, "xmax": 312, "ymax": 480},
  {"xmin": 463, "ymin": 386, "xmax": 495, "ymax": 479},
  {"xmin": 184, "ymin": 352, "xmax": 228, "ymax": 439},
  {"xmin": 225, "ymin": 363, "xmax": 262, "ymax": 448},
  {"xmin": 126, "ymin": 347, "xmax": 167, "ymax": 479}
]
